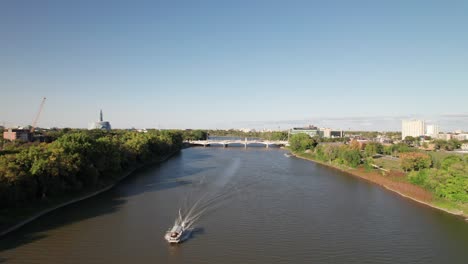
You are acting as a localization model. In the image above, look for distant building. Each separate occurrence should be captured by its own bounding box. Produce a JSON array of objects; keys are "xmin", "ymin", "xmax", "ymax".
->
[
  {"xmin": 88, "ymin": 110, "xmax": 111, "ymax": 131},
  {"xmin": 290, "ymin": 125, "xmax": 344, "ymax": 138},
  {"xmin": 402, "ymin": 120, "xmax": 425, "ymax": 139},
  {"xmin": 437, "ymin": 133, "xmax": 453, "ymax": 140},
  {"xmin": 376, "ymin": 136, "xmax": 393, "ymax": 144},
  {"xmin": 453, "ymin": 133, "xmax": 468, "ymax": 141},
  {"xmin": 239, "ymin": 128, "xmax": 255, "ymax": 133},
  {"xmin": 290, "ymin": 125, "xmax": 320, "ymax": 137},
  {"xmin": 320, "ymin": 128, "xmax": 344, "ymax": 138},
  {"xmin": 425, "ymin": 124, "xmax": 440, "ymax": 138},
  {"xmin": 3, "ymin": 128, "xmax": 32, "ymax": 141}
]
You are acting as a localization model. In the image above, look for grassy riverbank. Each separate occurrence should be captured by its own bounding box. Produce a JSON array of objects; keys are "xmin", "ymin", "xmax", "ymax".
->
[
  {"xmin": 0, "ymin": 150, "xmax": 180, "ymax": 236},
  {"xmin": 291, "ymin": 151, "xmax": 468, "ymax": 220}
]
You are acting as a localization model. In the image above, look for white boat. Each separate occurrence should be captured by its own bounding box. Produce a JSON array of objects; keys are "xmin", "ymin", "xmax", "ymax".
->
[
  {"xmin": 165, "ymin": 210, "xmax": 194, "ymax": 244},
  {"xmin": 164, "ymin": 223, "xmax": 190, "ymax": 244}
]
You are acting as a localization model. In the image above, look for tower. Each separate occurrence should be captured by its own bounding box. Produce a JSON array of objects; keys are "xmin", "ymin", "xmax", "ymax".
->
[{"xmin": 89, "ymin": 109, "xmax": 111, "ymax": 131}]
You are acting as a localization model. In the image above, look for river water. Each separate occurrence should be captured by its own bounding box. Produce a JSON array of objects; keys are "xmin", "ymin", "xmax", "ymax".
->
[{"xmin": 1, "ymin": 147, "xmax": 468, "ymax": 263}]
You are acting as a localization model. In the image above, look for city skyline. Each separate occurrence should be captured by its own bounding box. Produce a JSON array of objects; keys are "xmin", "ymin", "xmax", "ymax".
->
[{"xmin": 1, "ymin": 1, "xmax": 468, "ymax": 130}]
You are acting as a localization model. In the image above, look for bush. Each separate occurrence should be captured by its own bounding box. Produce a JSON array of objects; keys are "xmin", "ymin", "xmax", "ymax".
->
[
  {"xmin": 408, "ymin": 169, "xmax": 429, "ymax": 186},
  {"xmin": 339, "ymin": 146, "xmax": 362, "ymax": 168},
  {"xmin": 289, "ymin": 134, "xmax": 316, "ymax": 152},
  {"xmin": 400, "ymin": 152, "xmax": 432, "ymax": 172},
  {"xmin": 406, "ymin": 156, "xmax": 468, "ymax": 203},
  {"xmin": 364, "ymin": 142, "xmax": 383, "ymax": 157}
]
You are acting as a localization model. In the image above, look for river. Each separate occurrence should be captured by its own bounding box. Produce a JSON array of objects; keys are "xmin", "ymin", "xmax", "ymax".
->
[{"xmin": 1, "ymin": 147, "xmax": 468, "ymax": 263}]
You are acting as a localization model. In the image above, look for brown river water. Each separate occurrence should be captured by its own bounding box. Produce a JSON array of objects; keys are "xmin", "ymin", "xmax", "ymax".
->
[{"xmin": 1, "ymin": 147, "xmax": 468, "ymax": 263}]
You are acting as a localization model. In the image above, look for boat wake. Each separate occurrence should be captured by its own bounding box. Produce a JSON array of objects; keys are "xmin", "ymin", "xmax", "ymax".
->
[{"xmin": 165, "ymin": 158, "xmax": 258, "ymax": 243}]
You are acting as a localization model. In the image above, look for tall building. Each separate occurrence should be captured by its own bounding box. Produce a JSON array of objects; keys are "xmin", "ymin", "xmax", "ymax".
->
[
  {"xmin": 402, "ymin": 120, "xmax": 425, "ymax": 139},
  {"xmin": 88, "ymin": 109, "xmax": 111, "ymax": 131},
  {"xmin": 425, "ymin": 124, "xmax": 440, "ymax": 137}
]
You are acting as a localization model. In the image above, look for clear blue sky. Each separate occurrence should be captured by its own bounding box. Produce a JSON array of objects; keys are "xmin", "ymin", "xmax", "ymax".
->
[{"xmin": 1, "ymin": 0, "xmax": 467, "ymax": 131}]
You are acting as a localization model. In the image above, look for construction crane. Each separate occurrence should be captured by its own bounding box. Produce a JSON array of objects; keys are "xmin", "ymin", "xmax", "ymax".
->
[{"xmin": 31, "ymin": 97, "xmax": 46, "ymax": 133}]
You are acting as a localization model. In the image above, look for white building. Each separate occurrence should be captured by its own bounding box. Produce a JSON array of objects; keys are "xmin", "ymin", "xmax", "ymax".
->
[
  {"xmin": 453, "ymin": 134, "xmax": 468, "ymax": 141},
  {"xmin": 425, "ymin": 124, "xmax": 440, "ymax": 138},
  {"xmin": 437, "ymin": 133, "xmax": 453, "ymax": 140},
  {"xmin": 402, "ymin": 119, "xmax": 425, "ymax": 139},
  {"xmin": 88, "ymin": 110, "xmax": 111, "ymax": 131}
]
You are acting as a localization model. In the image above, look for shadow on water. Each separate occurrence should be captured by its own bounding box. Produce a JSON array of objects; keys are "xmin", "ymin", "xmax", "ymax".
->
[
  {"xmin": 0, "ymin": 194, "xmax": 127, "ymax": 253},
  {"xmin": 0, "ymin": 152, "xmax": 210, "ymax": 252},
  {"xmin": 190, "ymin": 227, "xmax": 205, "ymax": 239}
]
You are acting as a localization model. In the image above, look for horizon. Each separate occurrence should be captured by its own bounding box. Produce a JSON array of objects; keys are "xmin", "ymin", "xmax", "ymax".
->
[{"xmin": 1, "ymin": 1, "xmax": 468, "ymax": 131}]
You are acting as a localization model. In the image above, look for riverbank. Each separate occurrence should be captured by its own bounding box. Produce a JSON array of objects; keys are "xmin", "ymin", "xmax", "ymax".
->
[
  {"xmin": 0, "ymin": 150, "xmax": 180, "ymax": 237},
  {"xmin": 290, "ymin": 151, "xmax": 468, "ymax": 220}
]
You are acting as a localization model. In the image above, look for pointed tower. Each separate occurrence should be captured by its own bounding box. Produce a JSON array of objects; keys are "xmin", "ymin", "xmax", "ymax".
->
[{"xmin": 89, "ymin": 109, "xmax": 111, "ymax": 131}]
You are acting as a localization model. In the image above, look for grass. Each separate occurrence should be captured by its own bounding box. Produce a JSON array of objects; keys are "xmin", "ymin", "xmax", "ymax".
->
[
  {"xmin": 373, "ymin": 157, "xmax": 402, "ymax": 171},
  {"xmin": 428, "ymin": 151, "xmax": 467, "ymax": 166}
]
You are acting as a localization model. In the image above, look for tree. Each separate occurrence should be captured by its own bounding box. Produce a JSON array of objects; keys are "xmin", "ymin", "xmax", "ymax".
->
[
  {"xmin": 289, "ymin": 134, "xmax": 316, "ymax": 152},
  {"xmin": 400, "ymin": 152, "xmax": 432, "ymax": 171},
  {"xmin": 434, "ymin": 139, "xmax": 461, "ymax": 151},
  {"xmin": 364, "ymin": 142, "xmax": 383, "ymax": 157},
  {"xmin": 404, "ymin": 136, "xmax": 417, "ymax": 146},
  {"xmin": 339, "ymin": 146, "xmax": 362, "ymax": 168},
  {"xmin": 322, "ymin": 144, "xmax": 340, "ymax": 162}
]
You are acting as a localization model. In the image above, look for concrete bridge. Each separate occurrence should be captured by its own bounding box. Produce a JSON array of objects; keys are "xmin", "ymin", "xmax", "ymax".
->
[{"xmin": 187, "ymin": 139, "xmax": 289, "ymax": 148}]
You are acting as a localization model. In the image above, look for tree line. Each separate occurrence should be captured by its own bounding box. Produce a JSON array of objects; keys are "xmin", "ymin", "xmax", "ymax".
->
[
  {"xmin": 0, "ymin": 130, "xmax": 183, "ymax": 209},
  {"xmin": 207, "ymin": 130, "xmax": 288, "ymax": 141},
  {"xmin": 289, "ymin": 133, "xmax": 468, "ymax": 203}
]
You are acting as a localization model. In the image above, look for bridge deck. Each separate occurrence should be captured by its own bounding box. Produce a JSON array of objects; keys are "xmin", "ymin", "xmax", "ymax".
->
[{"xmin": 186, "ymin": 140, "xmax": 289, "ymax": 147}]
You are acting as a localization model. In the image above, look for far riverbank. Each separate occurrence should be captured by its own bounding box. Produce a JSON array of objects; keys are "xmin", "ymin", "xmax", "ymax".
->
[
  {"xmin": 0, "ymin": 150, "xmax": 181, "ymax": 237},
  {"xmin": 290, "ymin": 151, "xmax": 468, "ymax": 221}
]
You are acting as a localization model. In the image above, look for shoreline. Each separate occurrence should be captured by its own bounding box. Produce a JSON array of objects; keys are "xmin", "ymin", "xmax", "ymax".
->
[
  {"xmin": 0, "ymin": 149, "xmax": 180, "ymax": 237},
  {"xmin": 291, "ymin": 152, "xmax": 468, "ymax": 221}
]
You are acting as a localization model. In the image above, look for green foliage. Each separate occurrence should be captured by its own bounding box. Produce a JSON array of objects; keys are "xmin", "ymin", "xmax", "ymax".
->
[
  {"xmin": 407, "ymin": 170, "xmax": 429, "ymax": 186},
  {"xmin": 208, "ymin": 129, "xmax": 288, "ymax": 141},
  {"xmin": 407, "ymin": 155, "xmax": 468, "ymax": 203},
  {"xmin": 0, "ymin": 130, "xmax": 182, "ymax": 208},
  {"xmin": 312, "ymin": 144, "xmax": 362, "ymax": 168},
  {"xmin": 434, "ymin": 139, "xmax": 461, "ymax": 151},
  {"xmin": 441, "ymin": 155, "xmax": 463, "ymax": 170},
  {"xmin": 289, "ymin": 134, "xmax": 316, "ymax": 152},
  {"xmin": 364, "ymin": 142, "xmax": 383, "ymax": 157},
  {"xmin": 339, "ymin": 147, "xmax": 362, "ymax": 168},
  {"xmin": 182, "ymin": 130, "xmax": 208, "ymax": 141},
  {"xmin": 400, "ymin": 152, "xmax": 432, "ymax": 172},
  {"xmin": 382, "ymin": 143, "xmax": 414, "ymax": 157},
  {"xmin": 321, "ymin": 144, "xmax": 340, "ymax": 162},
  {"xmin": 363, "ymin": 157, "xmax": 375, "ymax": 171},
  {"xmin": 395, "ymin": 143, "xmax": 413, "ymax": 154}
]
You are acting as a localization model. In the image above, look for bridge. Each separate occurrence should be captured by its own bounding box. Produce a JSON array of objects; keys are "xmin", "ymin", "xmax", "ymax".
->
[{"xmin": 187, "ymin": 139, "xmax": 289, "ymax": 148}]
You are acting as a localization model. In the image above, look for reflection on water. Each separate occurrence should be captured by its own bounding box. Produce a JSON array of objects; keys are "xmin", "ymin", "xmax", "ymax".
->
[{"xmin": 1, "ymin": 148, "xmax": 468, "ymax": 264}]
